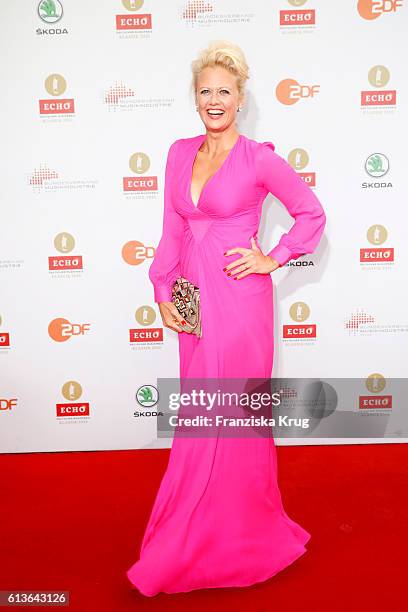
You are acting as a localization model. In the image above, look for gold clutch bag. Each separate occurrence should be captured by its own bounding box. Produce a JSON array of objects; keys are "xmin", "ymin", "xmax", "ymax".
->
[{"xmin": 171, "ymin": 276, "xmax": 202, "ymax": 337}]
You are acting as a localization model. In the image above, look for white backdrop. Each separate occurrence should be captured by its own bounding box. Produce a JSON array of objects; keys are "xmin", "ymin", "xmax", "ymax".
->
[{"xmin": 1, "ymin": 0, "xmax": 407, "ymax": 453}]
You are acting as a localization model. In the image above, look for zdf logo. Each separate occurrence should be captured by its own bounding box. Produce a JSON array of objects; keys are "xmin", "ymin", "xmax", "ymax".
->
[
  {"xmin": 276, "ymin": 79, "xmax": 320, "ymax": 105},
  {"xmin": 122, "ymin": 241, "xmax": 155, "ymax": 265},
  {"xmin": 358, "ymin": 0, "xmax": 403, "ymax": 20},
  {"xmin": 48, "ymin": 318, "xmax": 90, "ymax": 342},
  {"xmin": 0, "ymin": 398, "xmax": 17, "ymax": 411}
]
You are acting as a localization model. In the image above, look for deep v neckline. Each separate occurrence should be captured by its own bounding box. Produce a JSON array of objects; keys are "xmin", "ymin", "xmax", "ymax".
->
[{"xmin": 188, "ymin": 133, "xmax": 242, "ymax": 208}]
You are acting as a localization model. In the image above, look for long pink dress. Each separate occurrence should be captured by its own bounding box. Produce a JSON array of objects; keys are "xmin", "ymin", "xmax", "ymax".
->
[{"xmin": 126, "ymin": 133, "xmax": 326, "ymax": 596}]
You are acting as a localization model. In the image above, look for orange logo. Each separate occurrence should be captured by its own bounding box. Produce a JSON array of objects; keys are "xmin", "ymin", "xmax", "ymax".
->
[
  {"xmin": 358, "ymin": 0, "xmax": 403, "ymax": 20},
  {"xmin": 276, "ymin": 79, "xmax": 320, "ymax": 105},
  {"xmin": 122, "ymin": 241, "xmax": 154, "ymax": 265},
  {"xmin": 48, "ymin": 318, "xmax": 90, "ymax": 342},
  {"xmin": 0, "ymin": 398, "xmax": 17, "ymax": 411}
]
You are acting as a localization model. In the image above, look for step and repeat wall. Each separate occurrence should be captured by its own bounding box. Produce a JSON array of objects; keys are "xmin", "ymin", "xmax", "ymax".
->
[{"xmin": 1, "ymin": 1, "xmax": 407, "ymax": 453}]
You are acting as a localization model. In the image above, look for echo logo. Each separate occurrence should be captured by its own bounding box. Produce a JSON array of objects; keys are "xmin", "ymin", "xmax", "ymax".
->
[
  {"xmin": 288, "ymin": 148, "xmax": 316, "ymax": 187},
  {"xmin": 361, "ymin": 65, "xmax": 396, "ymax": 107},
  {"xmin": 39, "ymin": 73, "xmax": 75, "ymax": 115},
  {"xmin": 280, "ymin": 3, "xmax": 315, "ymax": 27},
  {"xmin": 49, "ymin": 232, "xmax": 83, "ymax": 271},
  {"xmin": 283, "ymin": 301, "xmax": 317, "ymax": 339},
  {"xmin": 116, "ymin": 1, "xmax": 152, "ymax": 31},
  {"xmin": 360, "ymin": 224, "xmax": 394, "ymax": 263},
  {"xmin": 359, "ymin": 373, "xmax": 392, "ymax": 409},
  {"xmin": 57, "ymin": 380, "xmax": 90, "ymax": 418},
  {"xmin": 123, "ymin": 151, "xmax": 158, "ymax": 192},
  {"xmin": 0, "ymin": 333, "xmax": 10, "ymax": 347}
]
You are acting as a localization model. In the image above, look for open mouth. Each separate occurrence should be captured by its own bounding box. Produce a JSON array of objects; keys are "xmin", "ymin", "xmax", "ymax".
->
[{"xmin": 207, "ymin": 109, "xmax": 225, "ymax": 119}]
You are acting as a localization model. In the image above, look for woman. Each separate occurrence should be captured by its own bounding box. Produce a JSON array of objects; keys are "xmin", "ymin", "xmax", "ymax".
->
[{"xmin": 126, "ymin": 40, "xmax": 326, "ymax": 596}]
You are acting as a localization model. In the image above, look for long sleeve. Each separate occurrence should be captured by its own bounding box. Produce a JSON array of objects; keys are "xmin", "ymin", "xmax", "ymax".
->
[
  {"xmin": 255, "ymin": 141, "xmax": 326, "ymax": 267},
  {"xmin": 148, "ymin": 139, "xmax": 185, "ymax": 302}
]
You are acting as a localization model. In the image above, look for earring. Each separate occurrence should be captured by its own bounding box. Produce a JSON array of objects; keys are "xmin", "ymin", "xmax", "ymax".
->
[
  {"xmin": 195, "ymin": 105, "xmax": 198, "ymax": 111},
  {"xmin": 237, "ymin": 106, "xmax": 242, "ymax": 112}
]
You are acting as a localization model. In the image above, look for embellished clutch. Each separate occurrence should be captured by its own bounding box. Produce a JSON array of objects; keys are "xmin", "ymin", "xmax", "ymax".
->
[{"xmin": 171, "ymin": 276, "xmax": 202, "ymax": 337}]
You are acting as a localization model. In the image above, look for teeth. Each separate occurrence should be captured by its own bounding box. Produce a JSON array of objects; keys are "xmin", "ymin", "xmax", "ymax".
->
[{"xmin": 208, "ymin": 110, "xmax": 224, "ymax": 115}]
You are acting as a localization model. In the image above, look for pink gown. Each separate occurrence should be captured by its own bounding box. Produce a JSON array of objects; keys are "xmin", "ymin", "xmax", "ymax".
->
[{"xmin": 126, "ymin": 133, "xmax": 326, "ymax": 596}]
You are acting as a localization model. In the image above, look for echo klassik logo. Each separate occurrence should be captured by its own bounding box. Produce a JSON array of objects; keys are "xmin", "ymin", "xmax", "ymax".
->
[
  {"xmin": 359, "ymin": 373, "xmax": 392, "ymax": 410},
  {"xmin": 39, "ymin": 73, "xmax": 75, "ymax": 116},
  {"xmin": 123, "ymin": 151, "xmax": 158, "ymax": 194},
  {"xmin": 276, "ymin": 78, "xmax": 319, "ymax": 105},
  {"xmin": 48, "ymin": 318, "xmax": 90, "ymax": 342},
  {"xmin": 288, "ymin": 148, "xmax": 316, "ymax": 188},
  {"xmin": 361, "ymin": 65, "xmax": 397, "ymax": 107},
  {"xmin": 0, "ymin": 314, "xmax": 10, "ymax": 349},
  {"xmin": 56, "ymin": 380, "xmax": 90, "ymax": 418},
  {"xmin": 358, "ymin": 0, "xmax": 403, "ymax": 20},
  {"xmin": 360, "ymin": 224, "xmax": 394, "ymax": 264},
  {"xmin": 116, "ymin": 0, "xmax": 152, "ymax": 32},
  {"xmin": 130, "ymin": 305, "xmax": 163, "ymax": 345},
  {"xmin": 283, "ymin": 301, "xmax": 317, "ymax": 340},
  {"xmin": 280, "ymin": 0, "xmax": 316, "ymax": 28},
  {"xmin": 49, "ymin": 233, "xmax": 84, "ymax": 272}
]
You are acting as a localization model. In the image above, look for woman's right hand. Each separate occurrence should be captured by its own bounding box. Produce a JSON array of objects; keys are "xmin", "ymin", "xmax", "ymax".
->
[{"xmin": 158, "ymin": 301, "xmax": 189, "ymax": 333}]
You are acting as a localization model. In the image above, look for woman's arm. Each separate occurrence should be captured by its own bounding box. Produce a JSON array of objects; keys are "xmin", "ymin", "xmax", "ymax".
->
[
  {"xmin": 148, "ymin": 140, "xmax": 185, "ymax": 302},
  {"xmin": 255, "ymin": 141, "xmax": 326, "ymax": 267}
]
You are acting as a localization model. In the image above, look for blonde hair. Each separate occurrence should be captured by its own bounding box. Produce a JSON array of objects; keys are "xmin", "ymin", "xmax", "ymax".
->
[{"xmin": 191, "ymin": 40, "xmax": 249, "ymax": 100}]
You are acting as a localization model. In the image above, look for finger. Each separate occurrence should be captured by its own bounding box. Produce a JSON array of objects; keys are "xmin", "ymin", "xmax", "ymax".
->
[
  {"xmin": 167, "ymin": 306, "xmax": 189, "ymax": 327},
  {"xmin": 227, "ymin": 262, "xmax": 252, "ymax": 276},
  {"xmin": 232, "ymin": 264, "xmax": 255, "ymax": 279},
  {"xmin": 224, "ymin": 247, "xmax": 250, "ymax": 257},
  {"xmin": 234, "ymin": 267, "xmax": 255, "ymax": 279},
  {"xmin": 165, "ymin": 323, "xmax": 183, "ymax": 332},
  {"xmin": 250, "ymin": 237, "xmax": 260, "ymax": 251},
  {"xmin": 224, "ymin": 255, "xmax": 251, "ymax": 273}
]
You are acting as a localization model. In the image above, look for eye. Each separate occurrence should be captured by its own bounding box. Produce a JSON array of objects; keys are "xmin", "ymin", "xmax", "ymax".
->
[
  {"xmin": 199, "ymin": 89, "xmax": 210, "ymax": 95},
  {"xmin": 220, "ymin": 89, "xmax": 230, "ymax": 95}
]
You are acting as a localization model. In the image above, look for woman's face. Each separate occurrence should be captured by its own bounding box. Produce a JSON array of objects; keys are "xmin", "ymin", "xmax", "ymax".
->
[{"xmin": 195, "ymin": 65, "xmax": 242, "ymax": 133}]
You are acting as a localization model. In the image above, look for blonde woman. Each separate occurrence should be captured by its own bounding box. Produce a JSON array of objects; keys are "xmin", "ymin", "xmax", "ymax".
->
[{"xmin": 126, "ymin": 40, "xmax": 326, "ymax": 596}]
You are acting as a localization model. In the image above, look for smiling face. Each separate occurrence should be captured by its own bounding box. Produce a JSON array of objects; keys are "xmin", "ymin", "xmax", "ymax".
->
[{"xmin": 195, "ymin": 65, "xmax": 243, "ymax": 133}]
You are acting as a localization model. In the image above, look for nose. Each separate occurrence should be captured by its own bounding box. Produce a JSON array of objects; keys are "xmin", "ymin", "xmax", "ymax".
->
[{"xmin": 210, "ymin": 90, "xmax": 220, "ymax": 104}]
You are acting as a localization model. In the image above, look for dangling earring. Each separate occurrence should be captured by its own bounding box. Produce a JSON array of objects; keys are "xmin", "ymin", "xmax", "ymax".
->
[{"xmin": 195, "ymin": 105, "xmax": 198, "ymax": 111}]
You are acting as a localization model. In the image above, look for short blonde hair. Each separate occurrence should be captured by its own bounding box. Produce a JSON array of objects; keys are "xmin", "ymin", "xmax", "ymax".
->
[{"xmin": 191, "ymin": 40, "xmax": 249, "ymax": 100}]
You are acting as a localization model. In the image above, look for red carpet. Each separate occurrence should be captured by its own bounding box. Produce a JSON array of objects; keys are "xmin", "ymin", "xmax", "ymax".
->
[{"xmin": 1, "ymin": 443, "xmax": 406, "ymax": 611}]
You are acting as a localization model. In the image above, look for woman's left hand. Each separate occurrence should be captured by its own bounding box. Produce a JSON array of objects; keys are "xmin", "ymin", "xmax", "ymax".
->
[{"xmin": 223, "ymin": 237, "xmax": 280, "ymax": 279}]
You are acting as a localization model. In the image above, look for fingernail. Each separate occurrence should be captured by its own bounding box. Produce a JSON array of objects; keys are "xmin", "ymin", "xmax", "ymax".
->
[
  {"xmin": 227, "ymin": 272, "xmax": 231, "ymax": 276},
  {"xmin": 223, "ymin": 267, "xmax": 227, "ymax": 271},
  {"xmin": 224, "ymin": 252, "xmax": 227, "ymax": 255},
  {"xmin": 181, "ymin": 321, "xmax": 186, "ymax": 326},
  {"xmin": 233, "ymin": 277, "xmax": 237, "ymax": 280}
]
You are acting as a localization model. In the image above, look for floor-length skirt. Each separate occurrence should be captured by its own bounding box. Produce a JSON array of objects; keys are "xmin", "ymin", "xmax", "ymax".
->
[{"xmin": 126, "ymin": 227, "xmax": 311, "ymax": 596}]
